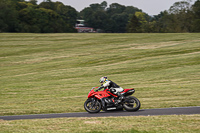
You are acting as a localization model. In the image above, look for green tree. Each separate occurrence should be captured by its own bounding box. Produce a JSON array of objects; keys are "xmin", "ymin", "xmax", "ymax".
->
[
  {"xmin": 79, "ymin": 1, "xmax": 108, "ymax": 30},
  {"xmin": 39, "ymin": 0, "xmax": 54, "ymax": 10},
  {"xmin": 111, "ymin": 12, "xmax": 129, "ymax": 32},
  {"xmin": 107, "ymin": 3, "xmax": 126, "ymax": 16},
  {"xmin": 126, "ymin": 14, "xmax": 141, "ymax": 33},
  {"xmin": 18, "ymin": 2, "xmax": 75, "ymax": 33},
  {"xmin": 0, "ymin": 0, "xmax": 19, "ymax": 32},
  {"xmin": 135, "ymin": 12, "xmax": 147, "ymax": 24},
  {"xmin": 54, "ymin": 2, "xmax": 77, "ymax": 27},
  {"xmin": 154, "ymin": 11, "xmax": 171, "ymax": 32},
  {"xmin": 124, "ymin": 6, "xmax": 142, "ymax": 15},
  {"xmin": 100, "ymin": 1, "xmax": 107, "ymax": 10},
  {"xmin": 107, "ymin": 3, "xmax": 143, "ymax": 32},
  {"xmin": 168, "ymin": 0, "xmax": 193, "ymax": 32},
  {"xmin": 79, "ymin": 1, "xmax": 148, "ymax": 33},
  {"xmin": 29, "ymin": 0, "xmax": 37, "ymax": 5},
  {"xmin": 135, "ymin": 12, "xmax": 150, "ymax": 32},
  {"xmin": 192, "ymin": 0, "xmax": 200, "ymax": 32},
  {"xmin": 152, "ymin": 0, "xmax": 194, "ymax": 33}
]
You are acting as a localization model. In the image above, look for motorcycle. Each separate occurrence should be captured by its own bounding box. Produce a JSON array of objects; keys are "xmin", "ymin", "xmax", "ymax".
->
[{"xmin": 84, "ymin": 87, "xmax": 141, "ymax": 113}]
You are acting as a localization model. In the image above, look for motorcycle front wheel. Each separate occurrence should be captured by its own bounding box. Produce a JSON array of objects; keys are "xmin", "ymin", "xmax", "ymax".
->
[
  {"xmin": 84, "ymin": 99, "xmax": 102, "ymax": 113},
  {"xmin": 123, "ymin": 96, "xmax": 140, "ymax": 112}
]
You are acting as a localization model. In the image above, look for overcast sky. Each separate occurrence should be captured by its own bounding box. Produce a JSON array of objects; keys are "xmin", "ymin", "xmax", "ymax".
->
[{"xmin": 36, "ymin": 0, "xmax": 195, "ymax": 15}]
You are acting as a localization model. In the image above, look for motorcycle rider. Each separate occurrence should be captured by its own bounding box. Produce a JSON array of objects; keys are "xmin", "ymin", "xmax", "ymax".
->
[{"xmin": 96, "ymin": 76, "xmax": 124, "ymax": 103}]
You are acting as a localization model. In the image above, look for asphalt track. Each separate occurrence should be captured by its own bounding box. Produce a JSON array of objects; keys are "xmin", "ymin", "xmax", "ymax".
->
[{"xmin": 0, "ymin": 106, "xmax": 199, "ymax": 120}]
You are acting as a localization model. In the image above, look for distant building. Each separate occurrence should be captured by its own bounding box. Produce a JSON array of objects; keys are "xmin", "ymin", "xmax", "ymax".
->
[
  {"xmin": 75, "ymin": 19, "xmax": 95, "ymax": 33},
  {"xmin": 75, "ymin": 19, "xmax": 85, "ymax": 27}
]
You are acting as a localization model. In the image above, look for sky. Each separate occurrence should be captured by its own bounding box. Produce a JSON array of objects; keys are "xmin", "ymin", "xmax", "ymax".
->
[{"xmin": 36, "ymin": 0, "xmax": 195, "ymax": 15}]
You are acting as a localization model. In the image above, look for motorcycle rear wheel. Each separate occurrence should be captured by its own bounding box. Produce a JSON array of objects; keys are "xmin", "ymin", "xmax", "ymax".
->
[
  {"xmin": 123, "ymin": 96, "xmax": 140, "ymax": 111},
  {"xmin": 84, "ymin": 99, "xmax": 102, "ymax": 113}
]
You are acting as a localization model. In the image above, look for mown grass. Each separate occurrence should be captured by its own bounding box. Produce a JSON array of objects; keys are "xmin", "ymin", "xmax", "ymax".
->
[
  {"xmin": 0, "ymin": 33, "xmax": 200, "ymax": 116},
  {"xmin": 0, "ymin": 115, "xmax": 200, "ymax": 133}
]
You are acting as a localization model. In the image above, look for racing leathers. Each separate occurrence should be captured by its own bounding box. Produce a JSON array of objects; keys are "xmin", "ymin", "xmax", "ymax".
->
[{"xmin": 97, "ymin": 80, "xmax": 124, "ymax": 102}]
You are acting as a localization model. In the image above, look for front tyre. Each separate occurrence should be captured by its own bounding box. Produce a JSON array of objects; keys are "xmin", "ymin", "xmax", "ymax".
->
[
  {"xmin": 84, "ymin": 99, "xmax": 102, "ymax": 113},
  {"xmin": 123, "ymin": 96, "xmax": 140, "ymax": 112}
]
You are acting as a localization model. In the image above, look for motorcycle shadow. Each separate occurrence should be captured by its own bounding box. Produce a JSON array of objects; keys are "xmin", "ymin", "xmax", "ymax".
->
[{"xmin": 101, "ymin": 109, "xmax": 144, "ymax": 113}]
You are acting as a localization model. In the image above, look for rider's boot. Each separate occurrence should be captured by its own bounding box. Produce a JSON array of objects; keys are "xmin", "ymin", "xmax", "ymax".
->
[{"xmin": 116, "ymin": 92, "xmax": 125, "ymax": 104}]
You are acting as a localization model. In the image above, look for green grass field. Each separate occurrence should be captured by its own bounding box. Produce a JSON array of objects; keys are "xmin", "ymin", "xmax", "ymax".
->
[
  {"xmin": 0, "ymin": 115, "xmax": 199, "ymax": 133},
  {"xmin": 0, "ymin": 33, "xmax": 200, "ymax": 132}
]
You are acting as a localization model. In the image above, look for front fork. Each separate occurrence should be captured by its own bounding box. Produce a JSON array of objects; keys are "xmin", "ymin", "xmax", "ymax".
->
[
  {"xmin": 90, "ymin": 98, "xmax": 97, "ymax": 107},
  {"xmin": 100, "ymin": 98, "xmax": 106, "ymax": 110},
  {"xmin": 91, "ymin": 97, "xmax": 106, "ymax": 110}
]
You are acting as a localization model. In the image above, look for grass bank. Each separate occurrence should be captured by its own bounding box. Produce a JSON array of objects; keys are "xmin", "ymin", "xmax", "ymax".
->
[{"xmin": 0, "ymin": 33, "xmax": 200, "ymax": 115}]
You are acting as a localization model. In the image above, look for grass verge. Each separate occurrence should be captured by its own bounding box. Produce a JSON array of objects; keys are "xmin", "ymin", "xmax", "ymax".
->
[{"xmin": 0, "ymin": 115, "xmax": 200, "ymax": 132}]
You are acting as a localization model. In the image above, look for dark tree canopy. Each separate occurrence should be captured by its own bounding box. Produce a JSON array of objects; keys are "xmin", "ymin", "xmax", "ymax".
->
[
  {"xmin": 0, "ymin": 0, "xmax": 77, "ymax": 33},
  {"xmin": 0, "ymin": 0, "xmax": 200, "ymax": 33}
]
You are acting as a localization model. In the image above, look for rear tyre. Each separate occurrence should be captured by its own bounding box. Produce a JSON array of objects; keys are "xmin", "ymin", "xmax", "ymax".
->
[
  {"xmin": 84, "ymin": 99, "xmax": 102, "ymax": 113},
  {"xmin": 123, "ymin": 96, "xmax": 140, "ymax": 112}
]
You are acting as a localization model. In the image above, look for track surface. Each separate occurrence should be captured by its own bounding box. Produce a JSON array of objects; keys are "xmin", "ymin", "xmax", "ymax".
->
[{"xmin": 1, "ymin": 106, "xmax": 199, "ymax": 120}]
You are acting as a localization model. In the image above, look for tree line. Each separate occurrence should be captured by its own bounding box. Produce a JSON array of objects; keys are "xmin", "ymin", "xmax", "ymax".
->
[
  {"xmin": 0, "ymin": 0, "xmax": 77, "ymax": 33},
  {"xmin": 0, "ymin": 0, "xmax": 200, "ymax": 33}
]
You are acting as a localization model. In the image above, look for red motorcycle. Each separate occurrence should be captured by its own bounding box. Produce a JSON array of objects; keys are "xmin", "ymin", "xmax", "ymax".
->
[{"xmin": 84, "ymin": 87, "xmax": 141, "ymax": 113}]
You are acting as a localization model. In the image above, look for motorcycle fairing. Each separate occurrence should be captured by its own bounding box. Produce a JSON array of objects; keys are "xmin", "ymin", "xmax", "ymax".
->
[
  {"xmin": 123, "ymin": 88, "xmax": 134, "ymax": 92},
  {"xmin": 94, "ymin": 90, "xmax": 111, "ymax": 99},
  {"xmin": 122, "ymin": 88, "xmax": 135, "ymax": 96}
]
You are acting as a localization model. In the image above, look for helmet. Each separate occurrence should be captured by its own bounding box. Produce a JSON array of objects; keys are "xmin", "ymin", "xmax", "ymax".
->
[{"xmin": 99, "ymin": 76, "xmax": 108, "ymax": 83}]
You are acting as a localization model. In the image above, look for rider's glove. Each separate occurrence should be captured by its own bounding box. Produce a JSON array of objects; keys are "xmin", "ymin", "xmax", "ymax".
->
[{"xmin": 96, "ymin": 86, "xmax": 103, "ymax": 92}]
